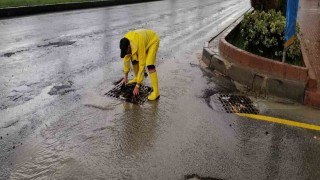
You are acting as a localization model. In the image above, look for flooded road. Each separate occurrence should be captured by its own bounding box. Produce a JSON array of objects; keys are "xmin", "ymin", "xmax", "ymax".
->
[{"xmin": 1, "ymin": 0, "xmax": 320, "ymax": 179}]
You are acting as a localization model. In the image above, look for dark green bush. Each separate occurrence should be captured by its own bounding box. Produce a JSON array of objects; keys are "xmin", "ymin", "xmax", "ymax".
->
[{"xmin": 240, "ymin": 10, "xmax": 301, "ymax": 65}]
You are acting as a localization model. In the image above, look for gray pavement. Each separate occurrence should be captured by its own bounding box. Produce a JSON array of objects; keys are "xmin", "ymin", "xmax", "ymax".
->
[{"xmin": 0, "ymin": 0, "xmax": 320, "ymax": 179}]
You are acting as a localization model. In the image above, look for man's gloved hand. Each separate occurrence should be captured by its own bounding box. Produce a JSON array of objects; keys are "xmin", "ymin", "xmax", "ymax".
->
[
  {"xmin": 133, "ymin": 84, "xmax": 140, "ymax": 96},
  {"xmin": 122, "ymin": 74, "xmax": 128, "ymax": 85}
]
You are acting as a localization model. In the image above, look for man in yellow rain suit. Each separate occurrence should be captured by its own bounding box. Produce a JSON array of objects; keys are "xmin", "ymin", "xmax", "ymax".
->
[{"xmin": 119, "ymin": 29, "xmax": 160, "ymax": 101}]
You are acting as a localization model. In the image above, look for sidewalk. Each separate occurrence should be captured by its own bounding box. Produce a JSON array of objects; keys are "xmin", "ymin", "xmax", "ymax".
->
[{"xmin": 298, "ymin": 0, "xmax": 320, "ymax": 107}]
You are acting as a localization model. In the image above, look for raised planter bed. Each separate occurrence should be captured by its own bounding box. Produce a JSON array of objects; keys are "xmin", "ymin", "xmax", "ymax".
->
[
  {"xmin": 220, "ymin": 24, "xmax": 308, "ymax": 83},
  {"xmin": 202, "ymin": 16, "xmax": 309, "ymax": 103}
]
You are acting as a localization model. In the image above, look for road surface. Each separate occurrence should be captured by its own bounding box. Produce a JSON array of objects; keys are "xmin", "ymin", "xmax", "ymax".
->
[{"xmin": 0, "ymin": 0, "xmax": 320, "ymax": 179}]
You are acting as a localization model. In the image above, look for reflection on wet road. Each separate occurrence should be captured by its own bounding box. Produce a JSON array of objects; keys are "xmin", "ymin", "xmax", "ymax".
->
[{"xmin": 1, "ymin": 0, "xmax": 320, "ymax": 179}]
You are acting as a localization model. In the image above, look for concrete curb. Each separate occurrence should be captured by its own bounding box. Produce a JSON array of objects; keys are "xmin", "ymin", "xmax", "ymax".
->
[
  {"xmin": 0, "ymin": 0, "xmax": 160, "ymax": 18},
  {"xmin": 202, "ymin": 13, "xmax": 308, "ymax": 103}
]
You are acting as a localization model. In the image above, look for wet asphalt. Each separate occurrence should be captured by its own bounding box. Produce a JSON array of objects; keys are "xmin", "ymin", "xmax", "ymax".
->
[{"xmin": 1, "ymin": 0, "xmax": 320, "ymax": 179}]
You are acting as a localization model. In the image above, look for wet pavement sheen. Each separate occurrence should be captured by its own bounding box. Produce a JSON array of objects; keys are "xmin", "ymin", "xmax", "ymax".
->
[{"xmin": 0, "ymin": 0, "xmax": 320, "ymax": 179}]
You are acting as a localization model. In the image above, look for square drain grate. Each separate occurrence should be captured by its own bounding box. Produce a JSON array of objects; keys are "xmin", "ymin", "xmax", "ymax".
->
[
  {"xmin": 212, "ymin": 94, "xmax": 259, "ymax": 114},
  {"xmin": 105, "ymin": 83, "xmax": 152, "ymax": 105}
]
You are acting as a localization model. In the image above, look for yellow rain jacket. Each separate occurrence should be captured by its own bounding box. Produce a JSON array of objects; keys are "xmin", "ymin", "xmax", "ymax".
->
[{"xmin": 123, "ymin": 29, "xmax": 160, "ymax": 84}]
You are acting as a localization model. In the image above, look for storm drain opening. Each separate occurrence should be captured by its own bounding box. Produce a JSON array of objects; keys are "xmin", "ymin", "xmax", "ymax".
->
[
  {"xmin": 105, "ymin": 83, "xmax": 152, "ymax": 105},
  {"xmin": 212, "ymin": 94, "xmax": 259, "ymax": 114}
]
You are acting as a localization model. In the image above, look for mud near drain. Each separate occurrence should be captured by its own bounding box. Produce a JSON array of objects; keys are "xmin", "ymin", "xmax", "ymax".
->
[
  {"xmin": 185, "ymin": 174, "xmax": 223, "ymax": 180},
  {"xmin": 37, "ymin": 40, "xmax": 76, "ymax": 48},
  {"xmin": 2, "ymin": 52, "xmax": 15, "ymax": 57},
  {"xmin": 48, "ymin": 81, "xmax": 75, "ymax": 96}
]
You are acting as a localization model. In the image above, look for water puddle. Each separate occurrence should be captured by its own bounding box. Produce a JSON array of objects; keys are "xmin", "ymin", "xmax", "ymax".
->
[
  {"xmin": 82, "ymin": 91, "xmax": 121, "ymax": 111},
  {"xmin": 0, "ymin": 85, "xmax": 55, "ymax": 129},
  {"xmin": 10, "ymin": 138, "xmax": 80, "ymax": 179}
]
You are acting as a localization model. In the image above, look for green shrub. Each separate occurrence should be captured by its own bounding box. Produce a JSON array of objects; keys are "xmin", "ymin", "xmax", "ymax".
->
[{"xmin": 240, "ymin": 10, "xmax": 301, "ymax": 65}]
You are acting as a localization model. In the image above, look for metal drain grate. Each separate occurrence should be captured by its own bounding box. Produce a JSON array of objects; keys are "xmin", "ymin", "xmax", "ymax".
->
[
  {"xmin": 105, "ymin": 83, "xmax": 152, "ymax": 105},
  {"xmin": 212, "ymin": 94, "xmax": 259, "ymax": 114}
]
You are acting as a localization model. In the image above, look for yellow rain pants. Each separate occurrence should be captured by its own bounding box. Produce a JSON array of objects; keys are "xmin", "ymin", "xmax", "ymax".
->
[{"xmin": 123, "ymin": 29, "xmax": 160, "ymax": 84}]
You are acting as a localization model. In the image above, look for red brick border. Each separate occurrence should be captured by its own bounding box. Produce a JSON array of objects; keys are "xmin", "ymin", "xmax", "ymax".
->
[
  {"xmin": 219, "ymin": 39, "xmax": 309, "ymax": 82},
  {"xmin": 304, "ymin": 90, "xmax": 320, "ymax": 109}
]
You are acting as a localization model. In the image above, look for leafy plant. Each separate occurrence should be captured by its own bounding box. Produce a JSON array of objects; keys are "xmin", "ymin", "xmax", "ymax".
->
[{"xmin": 240, "ymin": 10, "xmax": 301, "ymax": 65}]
